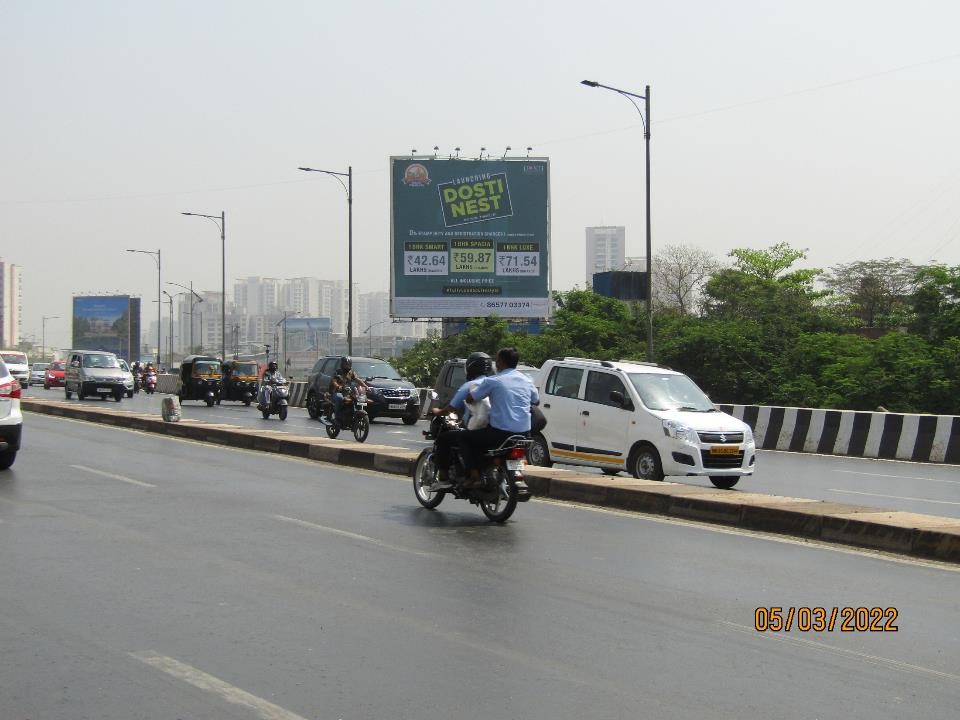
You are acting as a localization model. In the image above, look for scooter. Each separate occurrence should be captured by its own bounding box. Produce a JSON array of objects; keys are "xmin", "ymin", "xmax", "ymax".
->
[
  {"xmin": 258, "ymin": 380, "xmax": 289, "ymax": 421},
  {"xmin": 412, "ymin": 396, "xmax": 532, "ymax": 522},
  {"xmin": 144, "ymin": 371, "xmax": 158, "ymax": 394}
]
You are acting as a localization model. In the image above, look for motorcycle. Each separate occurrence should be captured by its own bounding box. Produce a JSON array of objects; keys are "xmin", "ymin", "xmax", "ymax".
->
[
  {"xmin": 258, "ymin": 380, "xmax": 289, "ymax": 421},
  {"xmin": 144, "ymin": 370, "xmax": 158, "ymax": 394},
  {"xmin": 412, "ymin": 400, "xmax": 532, "ymax": 522},
  {"xmin": 320, "ymin": 382, "xmax": 370, "ymax": 443}
]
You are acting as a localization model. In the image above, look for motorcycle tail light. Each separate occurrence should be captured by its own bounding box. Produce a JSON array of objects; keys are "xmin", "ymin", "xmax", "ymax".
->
[
  {"xmin": 508, "ymin": 447, "xmax": 526, "ymax": 460},
  {"xmin": 0, "ymin": 379, "xmax": 21, "ymax": 399}
]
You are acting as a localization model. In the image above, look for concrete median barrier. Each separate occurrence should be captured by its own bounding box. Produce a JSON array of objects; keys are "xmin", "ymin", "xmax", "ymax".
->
[{"xmin": 21, "ymin": 397, "xmax": 960, "ymax": 564}]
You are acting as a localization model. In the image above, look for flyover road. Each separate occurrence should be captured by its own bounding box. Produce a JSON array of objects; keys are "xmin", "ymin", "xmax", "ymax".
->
[
  {"xmin": 25, "ymin": 385, "xmax": 960, "ymax": 519},
  {"xmin": 1, "ymin": 414, "xmax": 958, "ymax": 719}
]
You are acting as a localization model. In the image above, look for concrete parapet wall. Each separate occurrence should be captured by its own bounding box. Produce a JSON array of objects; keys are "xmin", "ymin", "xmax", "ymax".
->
[{"xmin": 718, "ymin": 405, "xmax": 960, "ymax": 464}]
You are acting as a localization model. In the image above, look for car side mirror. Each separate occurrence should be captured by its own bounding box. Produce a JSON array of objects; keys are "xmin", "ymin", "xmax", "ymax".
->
[{"xmin": 609, "ymin": 390, "xmax": 633, "ymax": 410}]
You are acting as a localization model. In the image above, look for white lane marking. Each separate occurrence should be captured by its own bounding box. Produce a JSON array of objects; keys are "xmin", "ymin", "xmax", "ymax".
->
[
  {"xmin": 272, "ymin": 514, "xmax": 441, "ymax": 558},
  {"xmin": 721, "ymin": 622, "xmax": 960, "ymax": 683},
  {"xmin": 129, "ymin": 652, "xmax": 310, "ymax": 720},
  {"xmin": 827, "ymin": 488, "xmax": 960, "ymax": 506},
  {"xmin": 833, "ymin": 469, "xmax": 960, "ymax": 485},
  {"xmin": 70, "ymin": 464, "xmax": 156, "ymax": 488}
]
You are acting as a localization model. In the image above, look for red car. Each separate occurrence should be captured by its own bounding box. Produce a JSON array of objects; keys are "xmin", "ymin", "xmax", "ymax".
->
[{"xmin": 44, "ymin": 360, "xmax": 66, "ymax": 389}]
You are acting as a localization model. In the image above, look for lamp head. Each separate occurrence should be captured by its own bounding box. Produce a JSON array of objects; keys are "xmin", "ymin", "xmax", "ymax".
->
[{"xmin": 581, "ymin": 80, "xmax": 599, "ymax": 87}]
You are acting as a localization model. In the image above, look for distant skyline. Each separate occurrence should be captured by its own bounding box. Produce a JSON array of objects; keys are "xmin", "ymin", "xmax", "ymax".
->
[{"xmin": 3, "ymin": 0, "xmax": 959, "ymax": 351}]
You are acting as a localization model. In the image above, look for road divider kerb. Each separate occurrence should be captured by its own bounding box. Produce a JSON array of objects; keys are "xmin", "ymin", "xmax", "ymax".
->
[{"xmin": 22, "ymin": 397, "xmax": 960, "ymax": 564}]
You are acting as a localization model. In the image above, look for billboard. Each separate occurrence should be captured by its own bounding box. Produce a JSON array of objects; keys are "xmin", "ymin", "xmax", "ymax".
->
[
  {"xmin": 283, "ymin": 317, "xmax": 331, "ymax": 352},
  {"xmin": 72, "ymin": 295, "xmax": 141, "ymax": 360},
  {"xmin": 390, "ymin": 157, "xmax": 550, "ymax": 319}
]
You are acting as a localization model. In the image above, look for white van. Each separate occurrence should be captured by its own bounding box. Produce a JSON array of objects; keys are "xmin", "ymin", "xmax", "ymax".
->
[
  {"xmin": 64, "ymin": 350, "xmax": 127, "ymax": 402},
  {"xmin": 1, "ymin": 351, "xmax": 29, "ymax": 389},
  {"xmin": 530, "ymin": 357, "xmax": 755, "ymax": 488}
]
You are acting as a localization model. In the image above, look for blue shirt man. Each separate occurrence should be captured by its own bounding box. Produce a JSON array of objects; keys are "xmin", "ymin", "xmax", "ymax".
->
[
  {"xmin": 468, "ymin": 368, "xmax": 538, "ymax": 433},
  {"xmin": 457, "ymin": 347, "xmax": 538, "ymax": 487}
]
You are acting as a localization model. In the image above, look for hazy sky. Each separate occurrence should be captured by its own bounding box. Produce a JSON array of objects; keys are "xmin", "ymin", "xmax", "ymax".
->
[{"xmin": 3, "ymin": 0, "xmax": 959, "ymax": 351}]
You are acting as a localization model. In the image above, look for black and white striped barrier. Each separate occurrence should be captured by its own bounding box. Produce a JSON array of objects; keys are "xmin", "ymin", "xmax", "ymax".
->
[{"xmin": 718, "ymin": 405, "xmax": 960, "ymax": 464}]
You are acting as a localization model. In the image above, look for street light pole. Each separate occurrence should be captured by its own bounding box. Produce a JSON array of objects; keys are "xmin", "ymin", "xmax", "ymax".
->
[
  {"xmin": 581, "ymin": 79, "xmax": 654, "ymax": 361},
  {"xmin": 182, "ymin": 211, "xmax": 226, "ymax": 361},
  {"xmin": 127, "ymin": 248, "xmax": 161, "ymax": 366},
  {"xmin": 41, "ymin": 315, "xmax": 59, "ymax": 362},
  {"xmin": 167, "ymin": 281, "xmax": 204, "ymax": 353},
  {"xmin": 161, "ymin": 290, "xmax": 174, "ymax": 369},
  {"xmin": 298, "ymin": 165, "xmax": 353, "ymax": 354}
]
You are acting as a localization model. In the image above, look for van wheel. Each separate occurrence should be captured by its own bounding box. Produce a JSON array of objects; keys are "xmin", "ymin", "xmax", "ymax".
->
[
  {"xmin": 710, "ymin": 476, "xmax": 740, "ymax": 489},
  {"xmin": 629, "ymin": 444, "xmax": 664, "ymax": 481},
  {"xmin": 527, "ymin": 434, "xmax": 552, "ymax": 467}
]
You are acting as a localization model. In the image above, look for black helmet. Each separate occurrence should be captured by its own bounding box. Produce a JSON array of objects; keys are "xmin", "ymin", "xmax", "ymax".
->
[
  {"xmin": 268, "ymin": 360, "xmax": 278, "ymax": 372},
  {"xmin": 340, "ymin": 356, "xmax": 352, "ymax": 371},
  {"xmin": 465, "ymin": 352, "xmax": 493, "ymax": 380}
]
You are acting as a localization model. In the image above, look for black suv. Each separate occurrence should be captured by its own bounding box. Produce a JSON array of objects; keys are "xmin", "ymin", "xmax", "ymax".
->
[
  {"xmin": 305, "ymin": 356, "xmax": 421, "ymax": 425},
  {"xmin": 432, "ymin": 358, "xmax": 539, "ymax": 408}
]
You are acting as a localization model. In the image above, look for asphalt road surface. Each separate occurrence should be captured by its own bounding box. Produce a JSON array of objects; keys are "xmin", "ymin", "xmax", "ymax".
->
[
  {"xmin": 2, "ymin": 414, "xmax": 958, "ymax": 719},
  {"xmin": 24, "ymin": 385, "xmax": 960, "ymax": 518}
]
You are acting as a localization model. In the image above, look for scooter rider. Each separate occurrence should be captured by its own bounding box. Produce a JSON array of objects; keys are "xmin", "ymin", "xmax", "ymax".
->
[
  {"xmin": 457, "ymin": 347, "xmax": 538, "ymax": 488},
  {"xmin": 258, "ymin": 360, "xmax": 284, "ymax": 410},
  {"xmin": 429, "ymin": 352, "xmax": 493, "ymax": 489},
  {"xmin": 329, "ymin": 356, "xmax": 367, "ymax": 417}
]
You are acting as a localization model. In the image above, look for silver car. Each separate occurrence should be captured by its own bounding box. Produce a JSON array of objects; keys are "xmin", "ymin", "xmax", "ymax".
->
[
  {"xmin": 30, "ymin": 362, "xmax": 50, "ymax": 386},
  {"xmin": 118, "ymin": 359, "xmax": 136, "ymax": 398}
]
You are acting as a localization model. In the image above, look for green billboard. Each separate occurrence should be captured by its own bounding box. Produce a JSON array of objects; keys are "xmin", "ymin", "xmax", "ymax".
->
[{"xmin": 390, "ymin": 157, "xmax": 550, "ymax": 319}]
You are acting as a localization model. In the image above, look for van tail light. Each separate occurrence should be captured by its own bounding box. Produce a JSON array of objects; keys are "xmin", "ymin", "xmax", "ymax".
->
[
  {"xmin": 0, "ymin": 379, "xmax": 21, "ymax": 399},
  {"xmin": 508, "ymin": 447, "xmax": 527, "ymax": 460}
]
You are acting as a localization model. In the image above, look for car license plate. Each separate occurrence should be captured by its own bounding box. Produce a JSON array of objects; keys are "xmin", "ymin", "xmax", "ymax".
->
[
  {"xmin": 96, "ymin": 387, "xmax": 112, "ymax": 393},
  {"xmin": 389, "ymin": 403, "xmax": 406, "ymax": 410},
  {"xmin": 506, "ymin": 459, "xmax": 523, "ymax": 470},
  {"xmin": 710, "ymin": 445, "xmax": 739, "ymax": 455}
]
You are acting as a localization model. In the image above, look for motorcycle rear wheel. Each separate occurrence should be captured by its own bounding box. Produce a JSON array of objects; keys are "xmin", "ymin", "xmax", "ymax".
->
[
  {"xmin": 353, "ymin": 414, "xmax": 370, "ymax": 442},
  {"xmin": 413, "ymin": 450, "xmax": 445, "ymax": 509},
  {"xmin": 480, "ymin": 466, "xmax": 518, "ymax": 522}
]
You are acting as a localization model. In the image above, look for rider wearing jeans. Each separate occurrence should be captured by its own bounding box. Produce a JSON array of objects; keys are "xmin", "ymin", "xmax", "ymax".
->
[
  {"xmin": 457, "ymin": 347, "xmax": 539, "ymax": 488},
  {"xmin": 329, "ymin": 356, "xmax": 366, "ymax": 416}
]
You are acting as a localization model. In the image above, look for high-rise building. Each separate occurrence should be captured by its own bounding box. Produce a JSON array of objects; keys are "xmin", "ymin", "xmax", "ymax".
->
[
  {"xmin": 585, "ymin": 226, "xmax": 626, "ymax": 286},
  {"xmin": 0, "ymin": 260, "xmax": 21, "ymax": 347}
]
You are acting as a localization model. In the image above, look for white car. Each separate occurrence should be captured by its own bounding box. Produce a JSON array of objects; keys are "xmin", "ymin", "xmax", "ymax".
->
[
  {"xmin": 0, "ymin": 359, "xmax": 23, "ymax": 469},
  {"xmin": 1, "ymin": 350, "xmax": 29, "ymax": 389},
  {"xmin": 529, "ymin": 357, "xmax": 756, "ymax": 489}
]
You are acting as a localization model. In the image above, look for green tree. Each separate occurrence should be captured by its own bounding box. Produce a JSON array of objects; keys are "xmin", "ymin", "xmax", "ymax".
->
[
  {"xmin": 911, "ymin": 264, "xmax": 960, "ymax": 343},
  {"xmin": 821, "ymin": 258, "xmax": 917, "ymax": 329}
]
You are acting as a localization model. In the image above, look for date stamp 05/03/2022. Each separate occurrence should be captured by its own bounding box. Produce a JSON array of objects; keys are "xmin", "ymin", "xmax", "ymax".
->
[{"xmin": 754, "ymin": 607, "xmax": 899, "ymax": 633}]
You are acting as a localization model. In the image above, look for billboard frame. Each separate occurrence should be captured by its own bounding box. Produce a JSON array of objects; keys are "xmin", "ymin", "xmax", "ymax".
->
[{"xmin": 389, "ymin": 156, "xmax": 551, "ymax": 320}]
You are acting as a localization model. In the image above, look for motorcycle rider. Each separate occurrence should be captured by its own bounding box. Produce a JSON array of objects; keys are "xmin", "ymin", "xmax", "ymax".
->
[
  {"xmin": 458, "ymin": 347, "xmax": 538, "ymax": 488},
  {"xmin": 328, "ymin": 356, "xmax": 367, "ymax": 418},
  {"xmin": 429, "ymin": 351, "xmax": 493, "ymax": 489},
  {"xmin": 258, "ymin": 360, "xmax": 285, "ymax": 410}
]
